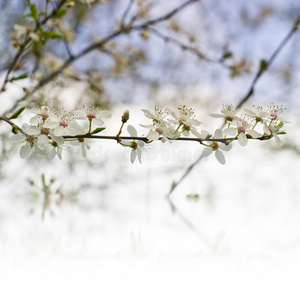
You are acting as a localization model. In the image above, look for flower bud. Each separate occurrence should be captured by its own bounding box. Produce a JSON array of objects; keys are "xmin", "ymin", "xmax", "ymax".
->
[{"xmin": 122, "ymin": 110, "xmax": 130, "ymax": 123}]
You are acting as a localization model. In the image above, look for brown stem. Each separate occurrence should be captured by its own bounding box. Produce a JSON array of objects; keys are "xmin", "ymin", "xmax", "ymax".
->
[{"xmin": 3, "ymin": 0, "xmax": 201, "ymax": 116}]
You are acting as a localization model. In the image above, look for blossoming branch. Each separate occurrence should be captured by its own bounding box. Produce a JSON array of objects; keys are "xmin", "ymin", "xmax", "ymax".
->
[{"xmin": 0, "ymin": 103, "xmax": 287, "ymax": 165}]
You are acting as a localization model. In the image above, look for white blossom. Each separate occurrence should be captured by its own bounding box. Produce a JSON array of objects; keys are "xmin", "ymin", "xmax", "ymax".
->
[
  {"xmin": 13, "ymin": 24, "xmax": 40, "ymax": 41},
  {"xmin": 74, "ymin": 105, "xmax": 111, "ymax": 127},
  {"xmin": 266, "ymin": 104, "xmax": 287, "ymax": 122},
  {"xmin": 243, "ymin": 106, "xmax": 269, "ymax": 122},
  {"xmin": 141, "ymin": 107, "xmax": 179, "ymax": 141},
  {"xmin": 69, "ymin": 125, "xmax": 91, "ymax": 158},
  {"xmin": 29, "ymin": 105, "xmax": 58, "ymax": 128},
  {"xmin": 11, "ymin": 133, "xmax": 44, "ymax": 159},
  {"xmin": 167, "ymin": 106, "xmax": 202, "ymax": 137},
  {"xmin": 201, "ymin": 129, "xmax": 232, "ymax": 164},
  {"xmin": 223, "ymin": 118, "xmax": 261, "ymax": 146},
  {"xmin": 263, "ymin": 121, "xmax": 285, "ymax": 146},
  {"xmin": 53, "ymin": 114, "xmax": 82, "ymax": 136},
  {"xmin": 210, "ymin": 105, "xmax": 238, "ymax": 122},
  {"xmin": 121, "ymin": 125, "xmax": 145, "ymax": 163}
]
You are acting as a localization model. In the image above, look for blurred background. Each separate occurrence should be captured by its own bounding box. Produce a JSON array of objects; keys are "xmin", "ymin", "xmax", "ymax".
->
[{"xmin": 0, "ymin": 0, "xmax": 300, "ymax": 299}]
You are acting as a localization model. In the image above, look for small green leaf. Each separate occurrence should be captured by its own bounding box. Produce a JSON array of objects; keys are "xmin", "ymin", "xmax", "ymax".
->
[
  {"xmin": 30, "ymin": 4, "xmax": 38, "ymax": 20},
  {"xmin": 53, "ymin": 8, "xmax": 67, "ymax": 19},
  {"xmin": 259, "ymin": 59, "xmax": 268, "ymax": 71},
  {"xmin": 11, "ymin": 73, "xmax": 28, "ymax": 81},
  {"xmin": 8, "ymin": 107, "xmax": 25, "ymax": 119},
  {"xmin": 223, "ymin": 51, "xmax": 233, "ymax": 59},
  {"xmin": 12, "ymin": 125, "xmax": 19, "ymax": 134},
  {"xmin": 40, "ymin": 31, "xmax": 64, "ymax": 39},
  {"xmin": 91, "ymin": 127, "xmax": 105, "ymax": 134}
]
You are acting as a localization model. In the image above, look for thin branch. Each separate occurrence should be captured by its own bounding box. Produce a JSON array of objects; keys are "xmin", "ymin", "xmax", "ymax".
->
[
  {"xmin": 168, "ymin": 17, "xmax": 299, "ymax": 198},
  {"xmin": 0, "ymin": 0, "xmax": 68, "ymax": 92},
  {"xmin": 236, "ymin": 17, "xmax": 300, "ymax": 109},
  {"xmin": 134, "ymin": 0, "xmax": 199, "ymax": 28},
  {"xmin": 166, "ymin": 194, "xmax": 211, "ymax": 244},
  {"xmin": 62, "ymin": 134, "xmax": 272, "ymax": 143},
  {"xmin": 148, "ymin": 26, "xmax": 236, "ymax": 72},
  {"xmin": 148, "ymin": 27, "xmax": 215, "ymax": 63},
  {"xmin": 0, "ymin": 116, "xmax": 26, "ymax": 135},
  {"xmin": 3, "ymin": 0, "xmax": 201, "ymax": 116},
  {"xmin": 120, "ymin": 0, "xmax": 135, "ymax": 28}
]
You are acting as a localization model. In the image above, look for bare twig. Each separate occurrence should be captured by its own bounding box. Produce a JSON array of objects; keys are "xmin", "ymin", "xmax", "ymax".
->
[
  {"xmin": 148, "ymin": 27, "xmax": 215, "ymax": 63},
  {"xmin": 236, "ymin": 17, "xmax": 300, "ymax": 109},
  {"xmin": 120, "ymin": 0, "xmax": 135, "ymax": 28},
  {"xmin": 168, "ymin": 16, "xmax": 299, "ymax": 198}
]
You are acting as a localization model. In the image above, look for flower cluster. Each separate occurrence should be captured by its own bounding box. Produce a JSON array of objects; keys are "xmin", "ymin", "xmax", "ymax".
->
[
  {"xmin": 8, "ymin": 103, "xmax": 287, "ymax": 165},
  {"xmin": 11, "ymin": 104, "xmax": 111, "ymax": 160}
]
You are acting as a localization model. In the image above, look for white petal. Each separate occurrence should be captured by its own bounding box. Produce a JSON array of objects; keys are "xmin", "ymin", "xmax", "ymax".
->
[
  {"xmin": 199, "ymin": 130, "xmax": 210, "ymax": 139},
  {"xmin": 263, "ymin": 125, "xmax": 271, "ymax": 135},
  {"xmin": 127, "ymin": 125, "xmax": 137, "ymax": 137},
  {"xmin": 247, "ymin": 129, "xmax": 261, "ymax": 138},
  {"xmin": 214, "ymin": 129, "xmax": 223, "ymax": 139},
  {"xmin": 48, "ymin": 147, "xmax": 56, "ymax": 160},
  {"xmin": 73, "ymin": 110, "xmax": 86, "ymax": 118},
  {"xmin": 215, "ymin": 150, "xmax": 225, "ymax": 164},
  {"xmin": 141, "ymin": 109, "xmax": 153, "ymax": 119},
  {"xmin": 93, "ymin": 118, "xmax": 104, "ymax": 126},
  {"xmin": 137, "ymin": 150, "xmax": 142, "ymax": 163},
  {"xmin": 69, "ymin": 121, "xmax": 82, "ymax": 133},
  {"xmin": 274, "ymin": 134, "xmax": 282, "ymax": 146},
  {"xmin": 219, "ymin": 143, "xmax": 232, "ymax": 151},
  {"xmin": 169, "ymin": 131, "xmax": 180, "ymax": 139},
  {"xmin": 188, "ymin": 119, "xmax": 201, "ymax": 126},
  {"xmin": 29, "ymin": 115, "xmax": 40, "ymax": 124},
  {"xmin": 137, "ymin": 141, "xmax": 145, "ymax": 148},
  {"xmin": 50, "ymin": 134, "xmax": 64, "ymax": 145},
  {"xmin": 20, "ymin": 144, "xmax": 31, "ymax": 158},
  {"xmin": 45, "ymin": 120, "xmax": 58, "ymax": 129},
  {"xmin": 37, "ymin": 135, "xmax": 49, "ymax": 148},
  {"xmin": 243, "ymin": 108, "xmax": 255, "ymax": 117},
  {"xmin": 11, "ymin": 134, "xmax": 24, "ymax": 143},
  {"xmin": 140, "ymin": 124, "xmax": 155, "ymax": 129},
  {"xmin": 238, "ymin": 133, "xmax": 248, "ymax": 146},
  {"xmin": 210, "ymin": 113, "xmax": 224, "ymax": 118},
  {"xmin": 223, "ymin": 127, "xmax": 237, "ymax": 136},
  {"xmin": 82, "ymin": 144, "xmax": 87, "ymax": 158},
  {"xmin": 202, "ymin": 147, "xmax": 212, "ymax": 157},
  {"xmin": 97, "ymin": 110, "xmax": 111, "ymax": 118},
  {"xmin": 147, "ymin": 130, "xmax": 159, "ymax": 140},
  {"xmin": 57, "ymin": 147, "xmax": 63, "ymax": 160},
  {"xmin": 130, "ymin": 150, "xmax": 137, "ymax": 163},
  {"xmin": 190, "ymin": 128, "xmax": 202, "ymax": 138},
  {"xmin": 23, "ymin": 124, "xmax": 40, "ymax": 135}
]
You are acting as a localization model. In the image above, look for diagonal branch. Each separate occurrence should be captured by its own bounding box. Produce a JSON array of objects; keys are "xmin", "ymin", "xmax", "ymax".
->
[
  {"xmin": 3, "ymin": 0, "xmax": 201, "ymax": 116},
  {"xmin": 168, "ymin": 16, "xmax": 300, "ymax": 198}
]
